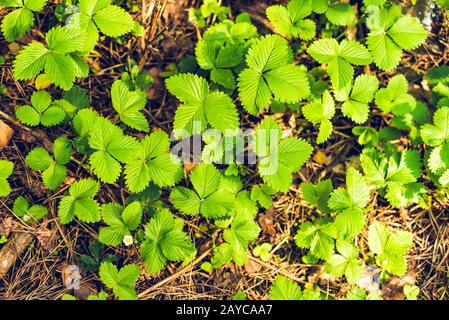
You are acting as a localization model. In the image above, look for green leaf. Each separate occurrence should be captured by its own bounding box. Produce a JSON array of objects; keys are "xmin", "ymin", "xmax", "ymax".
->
[
  {"xmin": 375, "ymin": 75, "xmax": 415, "ymax": 114},
  {"xmin": 99, "ymin": 201, "xmax": 142, "ymax": 246},
  {"xmin": 0, "ymin": 160, "xmax": 13, "ymax": 197},
  {"xmin": 421, "ymin": 107, "xmax": 449, "ymax": 147},
  {"xmin": 366, "ymin": 5, "xmax": 427, "ymax": 71},
  {"xmin": 266, "ymin": 0, "xmax": 315, "ymax": 40},
  {"xmin": 25, "ymin": 143, "xmax": 67, "ymax": 190},
  {"xmin": 53, "ymin": 136, "xmax": 72, "ymax": 165},
  {"xmin": 336, "ymin": 74, "xmax": 379, "ymax": 124},
  {"xmin": 140, "ymin": 209, "xmax": 195, "ymax": 274},
  {"xmin": 42, "ymin": 162, "xmax": 67, "ymax": 190},
  {"xmin": 45, "ymin": 52, "xmax": 77, "ymax": 91},
  {"xmin": 15, "ymin": 90, "xmax": 66, "ymax": 127},
  {"xmin": 334, "ymin": 208, "xmax": 365, "ymax": 239},
  {"xmin": 166, "ymin": 73, "xmax": 238, "ymax": 135},
  {"xmin": 325, "ymin": 3, "xmax": 355, "ymax": 26},
  {"xmin": 368, "ymin": 221, "xmax": 413, "ymax": 276},
  {"xmin": 1, "ymin": 8, "xmax": 34, "ymax": 42},
  {"xmin": 300, "ymin": 179, "xmax": 332, "ymax": 213},
  {"xmin": 223, "ymin": 214, "xmax": 260, "ymax": 265},
  {"xmin": 294, "ymin": 218, "xmax": 336, "ymax": 260},
  {"xmin": 303, "ymin": 90, "xmax": 335, "ymax": 143},
  {"xmin": 13, "ymin": 42, "xmax": 49, "ymax": 80},
  {"xmin": 58, "ymin": 179, "xmax": 100, "ymax": 224},
  {"xmin": 25, "ymin": 147, "xmax": 52, "ymax": 171},
  {"xmin": 125, "ymin": 131, "xmax": 181, "ymax": 192},
  {"xmin": 264, "ymin": 64, "xmax": 310, "ymax": 103},
  {"xmin": 324, "ymin": 240, "xmax": 361, "ymax": 284},
  {"xmin": 46, "ymin": 26, "xmax": 87, "ymax": 53},
  {"xmin": 13, "ymin": 196, "xmax": 47, "ymax": 222},
  {"xmin": 23, "ymin": 0, "xmax": 48, "ymax": 11},
  {"xmin": 328, "ymin": 168, "xmax": 369, "ymax": 212},
  {"xmin": 171, "ymin": 164, "xmax": 234, "ymax": 219},
  {"xmin": 93, "ymin": 5, "xmax": 134, "ymax": 37},
  {"xmin": 238, "ymin": 35, "xmax": 309, "ymax": 114},
  {"xmin": 270, "ymin": 276, "xmax": 302, "ymax": 300},
  {"xmin": 251, "ymin": 184, "xmax": 275, "ymax": 209},
  {"xmin": 99, "ymin": 203, "xmax": 128, "ymax": 246},
  {"xmin": 89, "ymin": 117, "xmax": 139, "ymax": 184},
  {"xmin": 308, "ymin": 38, "xmax": 371, "ymax": 90},
  {"xmin": 254, "ymin": 118, "xmax": 312, "ymax": 192},
  {"xmin": 99, "ymin": 261, "xmax": 140, "ymax": 300},
  {"xmin": 111, "ymin": 80, "xmax": 148, "ymax": 132}
]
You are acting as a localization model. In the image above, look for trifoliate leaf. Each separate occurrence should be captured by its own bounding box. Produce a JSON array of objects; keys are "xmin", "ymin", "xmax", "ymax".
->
[
  {"xmin": 170, "ymin": 163, "xmax": 234, "ymax": 219},
  {"xmin": 15, "ymin": 91, "xmax": 65, "ymax": 127},
  {"xmin": 254, "ymin": 118, "xmax": 312, "ymax": 192},
  {"xmin": 238, "ymin": 35, "xmax": 310, "ymax": 114},
  {"xmin": 368, "ymin": 221, "xmax": 413, "ymax": 276},
  {"xmin": 125, "ymin": 131, "xmax": 181, "ymax": 193},
  {"xmin": 166, "ymin": 73, "xmax": 239, "ymax": 136},
  {"xmin": 58, "ymin": 179, "xmax": 100, "ymax": 224},
  {"xmin": 336, "ymin": 74, "xmax": 379, "ymax": 124},
  {"xmin": 302, "ymin": 90, "xmax": 335, "ymax": 143},
  {"xmin": 88, "ymin": 117, "xmax": 139, "ymax": 184},
  {"xmin": 140, "ymin": 208, "xmax": 196, "ymax": 274},
  {"xmin": 99, "ymin": 262, "xmax": 140, "ymax": 300},
  {"xmin": 12, "ymin": 196, "xmax": 47, "ymax": 222},
  {"xmin": 266, "ymin": 0, "xmax": 316, "ymax": 40},
  {"xmin": 111, "ymin": 79, "xmax": 148, "ymax": 132},
  {"xmin": 223, "ymin": 214, "xmax": 261, "ymax": 265},
  {"xmin": 294, "ymin": 218, "xmax": 336, "ymax": 260},
  {"xmin": 99, "ymin": 201, "xmax": 142, "ymax": 246},
  {"xmin": 308, "ymin": 38, "xmax": 372, "ymax": 90},
  {"xmin": 375, "ymin": 74, "xmax": 416, "ymax": 114},
  {"xmin": 300, "ymin": 179, "xmax": 332, "ymax": 213},
  {"xmin": 324, "ymin": 240, "xmax": 362, "ymax": 284},
  {"xmin": 366, "ymin": 4, "xmax": 427, "ymax": 71}
]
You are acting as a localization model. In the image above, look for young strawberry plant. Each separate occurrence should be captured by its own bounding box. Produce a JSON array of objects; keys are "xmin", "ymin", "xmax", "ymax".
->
[
  {"xmin": 16, "ymin": 91, "xmax": 66, "ymax": 127},
  {"xmin": 0, "ymin": 0, "xmax": 447, "ymax": 302},
  {"xmin": 25, "ymin": 136, "xmax": 72, "ymax": 190},
  {"xmin": 1, "ymin": 0, "xmax": 48, "ymax": 41},
  {"xmin": 368, "ymin": 221, "xmax": 413, "ymax": 276},
  {"xmin": 12, "ymin": 196, "xmax": 47, "ymax": 224},
  {"xmin": 140, "ymin": 208, "xmax": 196, "ymax": 274},
  {"xmin": 170, "ymin": 163, "xmax": 234, "ymax": 219},
  {"xmin": 99, "ymin": 201, "xmax": 143, "ymax": 246},
  {"xmin": 58, "ymin": 178, "xmax": 100, "ymax": 224},
  {"xmin": 99, "ymin": 261, "xmax": 140, "ymax": 300},
  {"xmin": 238, "ymin": 35, "xmax": 310, "ymax": 114},
  {"xmin": 266, "ymin": 0, "xmax": 316, "ymax": 40},
  {"xmin": 366, "ymin": 3, "xmax": 427, "ymax": 71},
  {"xmin": 253, "ymin": 117, "xmax": 313, "ymax": 192}
]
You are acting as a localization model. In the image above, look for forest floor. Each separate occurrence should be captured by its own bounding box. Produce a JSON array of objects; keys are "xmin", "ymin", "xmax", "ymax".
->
[{"xmin": 0, "ymin": 0, "xmax": 449, "ymax": 300}]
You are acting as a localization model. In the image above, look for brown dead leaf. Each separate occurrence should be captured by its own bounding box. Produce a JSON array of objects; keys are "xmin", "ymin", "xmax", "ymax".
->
[
  {"xmin": 37, "ymin": 225, "xmax": 58, "ymax": 252},
  {"xmin": 59, "ymin": 262, "xmax": 82, "ymax": 290},
  {"xmin": 381, "ymin": 273, "xmax": 415, "ymax": 300},
  {"xmin": 0, "ymin": 232, "xmax": 33, "ymax": 277},
  {"xmin": 184, "ymin": 162, "xmax": 197, "ymax": 181},
  {"xmin": 313, "ymin": 150, "xmax": 328, "ymax": 166},
  {"xmin": 259, "ymin": 209, "xmax": 275, "ymax": 237},
  {"xmin": 244, "ymin": 258, "xmax": 261, "ymax": 274},
  {"xmin": 0, "ymin": 120, "xmax": 13, "ymax": 150}
]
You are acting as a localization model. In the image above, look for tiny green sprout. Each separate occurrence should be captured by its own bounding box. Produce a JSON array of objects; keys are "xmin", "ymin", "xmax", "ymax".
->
[{"xmin": 253, "ymin": 243, "xmax": 272, "ymax": 262}]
